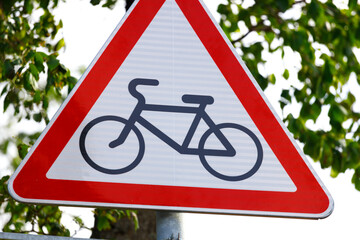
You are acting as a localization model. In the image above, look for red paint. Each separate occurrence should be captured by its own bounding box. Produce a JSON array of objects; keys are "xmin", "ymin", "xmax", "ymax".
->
[{"xmin": 11, "ymin": 0, "xmax": 331, "ymax": 216}]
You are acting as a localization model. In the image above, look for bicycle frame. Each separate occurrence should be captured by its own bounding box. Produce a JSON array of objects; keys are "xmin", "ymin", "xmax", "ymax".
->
[
  {"xmin": 110, "ymin": 100, "xmax": 236, "ymax": 157},
  {"xmin": 80, "ymin": 79, "xmax": 262, "ymax": 180}
]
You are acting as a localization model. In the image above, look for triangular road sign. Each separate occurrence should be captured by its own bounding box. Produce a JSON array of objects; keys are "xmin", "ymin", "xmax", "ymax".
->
[{"xmin": 9, "ymin": 0, "xmax": 333, "ymax": 218}]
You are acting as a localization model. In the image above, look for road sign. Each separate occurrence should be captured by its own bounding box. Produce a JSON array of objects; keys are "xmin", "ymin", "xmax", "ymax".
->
[{"xmin": 9, "ymin": 0, "xmax": 333, "ymax": 218}]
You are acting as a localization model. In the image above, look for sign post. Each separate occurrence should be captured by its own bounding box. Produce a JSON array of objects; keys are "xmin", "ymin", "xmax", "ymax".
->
[
  {"xmin": 9, "ymin": 0, "xmax": 333, "ymax": 220},
  {"xmin": 156, "ymin": 212, "xmax": 184, "ymax": 240}
]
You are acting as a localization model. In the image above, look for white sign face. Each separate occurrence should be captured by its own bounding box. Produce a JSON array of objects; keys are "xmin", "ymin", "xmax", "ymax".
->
[
  {"xmin": 9, "ymin": 0, "xmax": 333, "ymax": 219},
  {"xmin": 47, "ymin": 0, "xmax": 295, "ymax": 193}
]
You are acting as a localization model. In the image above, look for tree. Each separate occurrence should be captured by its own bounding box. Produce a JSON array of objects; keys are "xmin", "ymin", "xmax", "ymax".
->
[
  {"xmin": 1, "ymin": 0, "xmax": 360, "ymax": 238},
  {"xmin": 0, "ymin": 0, "xmax": 74, "ymax": 236},
  {"xmin": 216, "ymin": 0, "xmax": 360, "ymax": 187}
]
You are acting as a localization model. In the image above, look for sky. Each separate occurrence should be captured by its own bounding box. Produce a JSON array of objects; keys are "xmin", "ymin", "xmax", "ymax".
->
[{"xmin": 5, "ymin": 0, "xmax": 360, "ymax": 239}]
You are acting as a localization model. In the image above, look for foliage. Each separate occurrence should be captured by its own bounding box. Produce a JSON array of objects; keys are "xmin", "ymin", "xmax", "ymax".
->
[
  {"xmin": 0, "ymin": 175, "xmax": 70, "ymax": 236},
  {"xmin": 218, "ymin": 0, "xmax": 360, "ymax": 188},
  {"xmin": 0, "ymin": 0, "xmax": 73, "ymax": 235},
  {"xmin": 0, "ymin": 0, "xmax": 76, "ymax": 124},
  {"xmin": 1, "ymin": 0, "xmax": 360, "ymax": 238},
  {"xmin": 93, "ymin": 209, "xmax": 139, "ymax": 232},
  {"xmin": 0, "ymin": 0, "xmax": 139, "ymax": 236},
  {"xmin": 0, "ymin": 0, "xmax": 110, "ymax": 236}
]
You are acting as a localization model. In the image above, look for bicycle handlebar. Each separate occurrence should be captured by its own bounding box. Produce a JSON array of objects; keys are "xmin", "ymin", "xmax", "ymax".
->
[{"xmin": 128, "ymin": 78, "xmax": 159, "ymax": 104}]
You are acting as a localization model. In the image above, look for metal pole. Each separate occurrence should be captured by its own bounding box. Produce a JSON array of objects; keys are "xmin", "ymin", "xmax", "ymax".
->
[{"xmin": 156, "ymin": 211, "xmax": 184, "ymax": 240}]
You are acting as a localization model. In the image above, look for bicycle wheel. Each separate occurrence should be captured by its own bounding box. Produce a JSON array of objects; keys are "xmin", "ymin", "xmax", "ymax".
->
[
  {"xmin": 198, "ymin": 123, "xmax": 263, "ymax": 181},
  {"xmin": 79, "ymin": 115, "xmax": 145, "ymax": 174}
]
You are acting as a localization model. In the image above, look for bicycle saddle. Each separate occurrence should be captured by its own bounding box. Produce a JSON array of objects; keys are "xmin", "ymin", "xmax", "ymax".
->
[{"xmin": 182, "ymin": 94, "xmax": 214, "ymax": 105}]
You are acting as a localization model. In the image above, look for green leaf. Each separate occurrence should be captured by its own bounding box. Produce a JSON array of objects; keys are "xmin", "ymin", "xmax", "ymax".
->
[
  {"xmin": 58, "ymin": 64, "xmax": 67, "ymax": 74},
  {"xmin": 283, "ymin": 69, "xmax": 290, "ymax": 80},
  {"xmin": 281, "ymin": 89, "xmax": 291, "ymax": 101},
  {"xmin": 294, "ymin": 87, "xmax": 307, "ymax": 102},
  {"xmin": 96, "ymin": 215, "xmax": 111, "ymax": 231},
  {"xmin": 303, "ymin": 131, "xmax": 321, "ymax": 159},
  {"xmin": 324, "ymin": 93, "xmax": 335, "ymax": 105},
  {"xmin": 291, "ymin": 29, "xmax": 308, "ymax": 52},
  {"xmin": 33, "ymin": 112, "xmax": 42, "ymax": 122},
  {"xmin": 34, "ymin": 52, "xmax": 46, "ymax": 72},
  {"xmin": 345, "ymin": 141, "xmax": 360, "ymax": 169},
  {"xmin": 3, "ymin": 60, "xmax": 15, "ymax": 79},
  {"xmin": 280, "ymin": 89, "xmax": 291, "ymax": 109},
  {"xmin": 352, "ymin": 168, "xmax": 360, "ymax": 190},
  {"xmin": 308, "ymin": 0, "xmax": 325, "ymax": 25},
  {"xmin": 255, "ymin": 74, "xmax": 268, "ymax": 90},
  {"xmin": 319, "ymin": 142, "xmax": 333, "ymax": 168},
  {"xmin": 346, "ymin": 92, "xmax": 356, "ymax": 106},
  {"xmin": 0, "ymin": 175, "xmax": 10, "ymax": 185},
  {"xmin": 331, "ymin": 149, "xmax": 343, "ymax": 176},
  {"xmin": 73, "ymin": 216, "xmax": 84, "ymax": 228},
  {"xmin": 40, "ymin": 0, "xmax": 50, "ymax": 9},
  {"xmin": 102, "ymin": 0, "xmax": 117, "ymax": 9},
  {"xmin": 54, "ymin": 38, "xmax": 65, "ymax": 51},
  {"xmin": 354, "ymin": 125, "xmax": 360, "ymax": 138},
  {"xmin": 217, "ymin": 4, "xmax": 230, "ymax": 15},
  {"xmin": 90, "ymin": 0, "xmax": 101, "ymax": 6},
  {"xmin": 17, "ymin": 143, "xmax": 29, "ymax": 160},
  {"xmin": 105, "ymin": 213, "xmax": 116, "ymax": 223},
  {"xmin": 275, "ymin": 0, "xmax": 291, "ymax": 12},
  {"xmin": 26, "ymin": 50, "xmax": 36, "ymax": 61},
  {"xmin": 66, "ymin": 76, "xmax": 78, "ymax": 92},
  {"xmin": 67, "ymin": 76, "xmax": 77, "ymax": 85},
  {"xmin": 33, "ymin": 91, "xmax": 42, "ymax": 103},
  {"xmin": 42, "ymin": 96, "xmax": 49, "ymax": 109},
  {"xmin": 29, "ymin": 64, "xmax": 39, "ymax": 80},
  {"xmin": 24, "ymin": 0, "xmax": 34, "ymax": 13},
  {"xmin": 265, "ymin": 32, "xmax": 275, "ymax": 44},
  {"xmin": 322, "ymin": 60, "xmax": 333, "ymax": 84},
  {"xmin": 23, "ymin": 72, "xmax": 36, "ymax": 91},
  {"xmin": 286, "ymin": 114, "xmax": 305, "ymax": 139},
  {"xmin": 0, "ymin": 140, "xmax": 10, "ymax": 154},
  {"xmin": 1, "ymin": 85, "xmax": 8, "ymax": 97},
  {"xmin": 3, "ymin": 90, "xmax": 18, "ymax": 112},
  {"xmin": 268, "ymin": 74, "xmax": 276, "ymax": 84},
  {"xmin": 47, "ymin": 56, "xmax": 60, "ymax": 71},
  {"xmin": 329, "ymin": 104, "xmax": 347, "ymax": 123},
  {"xmin": 300, "ymin": 100, "xmax": 321, "ymax": 121},
  {"xmin": 348, "ymin": 0, "xmax": 357, "ymax": 10}
]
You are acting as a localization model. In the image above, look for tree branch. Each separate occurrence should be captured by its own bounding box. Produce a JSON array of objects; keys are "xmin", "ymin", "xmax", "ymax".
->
[{"xmin": 231, "ymin": 20, "xmax": 272, "ymax": 44}]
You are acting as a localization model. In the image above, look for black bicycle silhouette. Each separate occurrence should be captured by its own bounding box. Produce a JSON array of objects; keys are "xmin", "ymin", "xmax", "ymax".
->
[{"xmin": 79, "ymin": 78, "xmax": 263, "ymax": 181}]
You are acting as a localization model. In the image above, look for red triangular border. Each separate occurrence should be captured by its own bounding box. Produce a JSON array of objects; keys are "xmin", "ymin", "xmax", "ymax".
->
[{"xmin": 9, "ymin": 0, "xmax": 333, "ymax": 218}]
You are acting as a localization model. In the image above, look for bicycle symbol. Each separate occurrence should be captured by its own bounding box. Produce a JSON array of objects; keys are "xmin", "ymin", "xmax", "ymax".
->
[{"xmin": 79, "ymin": 78, "xmax": 263, "ymax": 181}]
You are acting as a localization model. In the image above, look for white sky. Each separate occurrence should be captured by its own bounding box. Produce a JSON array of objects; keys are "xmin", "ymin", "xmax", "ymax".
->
[{"xmin": 2, "ymin": 0, "xmax": 359, "ymax": 239}]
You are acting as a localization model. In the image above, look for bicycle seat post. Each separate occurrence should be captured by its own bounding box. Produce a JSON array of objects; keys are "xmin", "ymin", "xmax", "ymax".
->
[{"xmin": 109, "ymin": 79, "xmax": 160, "ymax": 148}]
